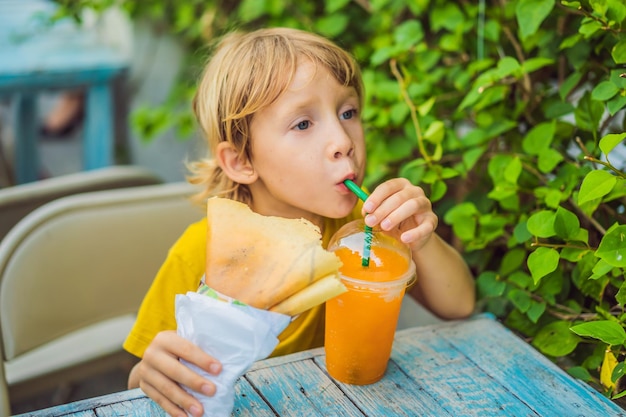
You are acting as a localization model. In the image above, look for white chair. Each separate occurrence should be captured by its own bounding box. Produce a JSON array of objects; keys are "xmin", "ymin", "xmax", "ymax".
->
[
  {"xmin": 0, "ymin": 165, "xmax": 163, "ymax": 242},
  {"xmin": 0, "ymin": 181, "xmax": 203, "ymax": 415}
]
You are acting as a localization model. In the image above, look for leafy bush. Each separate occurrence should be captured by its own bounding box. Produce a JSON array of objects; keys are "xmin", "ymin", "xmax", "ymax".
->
[{"xmin": 58, "ymin": 0, "xmax": 626, "ymax": 402}]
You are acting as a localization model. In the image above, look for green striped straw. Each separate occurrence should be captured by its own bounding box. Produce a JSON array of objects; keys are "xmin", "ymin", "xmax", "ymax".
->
[{"xmin": 343, "ymin": 179, "xmax": 372, "ymax": 267}]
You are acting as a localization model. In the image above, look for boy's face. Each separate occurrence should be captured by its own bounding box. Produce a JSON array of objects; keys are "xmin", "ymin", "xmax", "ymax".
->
[{"xmin": 247, "ymin": 59, "xmax": 366, "ymax": 228}]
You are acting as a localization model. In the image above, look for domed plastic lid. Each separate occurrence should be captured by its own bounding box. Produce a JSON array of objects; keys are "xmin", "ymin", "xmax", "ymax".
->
[{"xmin": 328, "ymin": 219, "xmax": 416, "ymax": 289}]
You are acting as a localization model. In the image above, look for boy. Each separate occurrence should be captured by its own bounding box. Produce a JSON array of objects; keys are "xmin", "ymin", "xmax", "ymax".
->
[{"xmin": 124, "ymin": 27, "xmax": 475, "ymax": 417}]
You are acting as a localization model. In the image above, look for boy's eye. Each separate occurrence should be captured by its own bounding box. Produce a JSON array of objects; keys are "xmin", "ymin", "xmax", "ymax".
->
[
  {"xmin": 295, "ymin": 120, "xmax": 310, "ymax": 130},
  {"xmin": 341, "ymin": 109, "xmax": 357, "ymax": 120}
]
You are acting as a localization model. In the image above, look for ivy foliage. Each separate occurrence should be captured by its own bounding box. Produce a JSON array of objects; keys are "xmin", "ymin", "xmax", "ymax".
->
[{"xmin": 56, "ymin": 0, "xmax": 626, "ymax": 402}]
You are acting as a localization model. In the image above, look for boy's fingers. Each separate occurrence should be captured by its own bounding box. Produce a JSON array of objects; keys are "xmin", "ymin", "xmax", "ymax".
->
[
  {"xmin": 364, "ymin": 192, "xmax": 409, "ymax": 227},
  {"xmin": 148, "ymin": 335, "xmax": 219, "ymax": 397},
  {"xmin": 141, "ymin": 379, "xmax": 200, "ymax": 417},
  {"xmin": 141, "ymin": 331, "xmax": 220, "ymax": 416},
  {"xmin": 400, "ymin": 217, "xmax": 436, "ymax": 245},
  {"xmin": 362, "ymin": 179, "xmax": 407, "ymax": 214},
  {"xmin": 139, "ymin": 353, "xmax": 210, "ymax": 417},
  {"xmin": 150, "ymin": 331, "xmax": 222, "ymax": 375},
  {"xmin": 366, "ymin": 195, "xmax": 431, "ymax": 232},
  {"xmin": 365, "ymin": 180, "xmax": 429, "ymax": 227}
]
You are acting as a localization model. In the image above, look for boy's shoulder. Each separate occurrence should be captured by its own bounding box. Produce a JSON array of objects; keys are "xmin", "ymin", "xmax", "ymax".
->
[{"xmin": 170, "ymin": 217, "xmax": 208, "ymax": 257}]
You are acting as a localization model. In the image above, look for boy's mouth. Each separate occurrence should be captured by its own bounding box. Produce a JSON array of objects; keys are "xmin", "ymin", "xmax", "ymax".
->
[
  {"xmin": 337, "ymin": 174, "xmax": 358, "ymax": 193},
  {"xmin": 339, "ymin": 173, "xmax": 357, "ymax": 184}
]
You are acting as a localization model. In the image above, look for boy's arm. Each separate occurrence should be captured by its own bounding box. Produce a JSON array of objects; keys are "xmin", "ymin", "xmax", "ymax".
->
[
  {"xmin": 409, "ymin": 233, "xmax": 475, "ymax": 319},
  {"xmin": 362, "ymin": 178, "xmax": 475, "ymax": 320}
]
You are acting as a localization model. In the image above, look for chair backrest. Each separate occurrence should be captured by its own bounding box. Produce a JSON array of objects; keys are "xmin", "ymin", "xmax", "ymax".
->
[
  {"xmin": 0, "ymin": 165, "xmax": 163, "ymax": 242},
  {"xmin": 0, "ymin": 181, "xmax": 204, "ymax": 415}
]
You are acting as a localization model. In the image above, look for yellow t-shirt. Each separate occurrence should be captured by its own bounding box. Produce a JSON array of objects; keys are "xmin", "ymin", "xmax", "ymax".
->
[{"xmin": 123, "ymin": 204, "xmax": 362, "ymax": 359}]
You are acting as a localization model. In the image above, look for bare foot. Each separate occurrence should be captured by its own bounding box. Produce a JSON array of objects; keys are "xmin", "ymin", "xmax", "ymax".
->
[{"xmin": 41, "ymin": 92, "xmax": 84, "ymax": 137}]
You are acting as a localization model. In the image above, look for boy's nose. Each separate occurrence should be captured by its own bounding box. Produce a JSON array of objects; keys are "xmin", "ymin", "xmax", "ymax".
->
[
  {"xmin": 329, "ymin": 127, "xmax": 354, "ymax": 159},
  {"xmin": 334, "ymin": 148, "xmax": 354, "ymax": 158}
]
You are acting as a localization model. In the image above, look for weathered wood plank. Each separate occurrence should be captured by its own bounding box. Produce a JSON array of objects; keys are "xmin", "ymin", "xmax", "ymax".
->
[
  {"xmin": 246, "ymin": 357, "xmax": 363, "ymax": 416},
  {"xmin": 248, "ymin": 348, "xmax": 323, "ymax": 372},
  {"xmin": 313, "ymin": 355, "xmax": 451, "ymax": 416},
  {"xmin": 12, "ymin": 389, "xmax": 145, "ymax": 417},
  {"xmin": 392, "ymin": 324, "xmax": 538, "ymax": 417},
  {"xmin": 95, "ymin": 397, "xmax": 165, "ymax": 417},
  {"xmin": 433, "ymin": 316, "xmax": 626, "ymax": 417},
  {"xmin": 233, "ymin": 376, "xmax": 277, "ymax": 417}
]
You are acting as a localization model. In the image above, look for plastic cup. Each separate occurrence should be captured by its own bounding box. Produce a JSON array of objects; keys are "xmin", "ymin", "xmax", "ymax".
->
[{"xmin": 324, "ymin": 219, "xmax": 416, "ymax": 385}]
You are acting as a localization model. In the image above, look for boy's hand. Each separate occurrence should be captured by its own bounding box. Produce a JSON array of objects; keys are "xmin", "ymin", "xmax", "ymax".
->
[
  {"xmin": 362, "ymin": 178, "xmax": 437, "ymax": 251},
  {"xmin": 131, "ymin": 330, "xmax": 222, "ymax": 417}
]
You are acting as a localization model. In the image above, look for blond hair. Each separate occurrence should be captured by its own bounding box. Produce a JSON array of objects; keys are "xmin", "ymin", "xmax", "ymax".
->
[{"xmin": 188, "ymin": 27, "xmax": 364, "ymax": 206}]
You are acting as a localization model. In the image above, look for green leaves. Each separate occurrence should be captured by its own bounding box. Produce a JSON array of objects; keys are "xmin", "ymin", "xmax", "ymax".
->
[
  {"xmin": 443, "ymin": 202, "xmax": 478, "ymax": 242},
  {"xmin": 528, "ymin": 247, "xmax": 560, "ymax": 284},
  {"xmin": 575, "ymin": 92, "xmax": 605, "ymax": 135},
  {"xmin": 592, "ymin": 77, "xmax": 626, "ymax": 116},
  {"xmin": 370, "ymin": 20, "xmax": 424, "ymax": 64},
  {"xmin": 429, "ymin": 0, "xmax": 626, "ymax": 397},
  {"xmin": 571, "ymin": 321, "xmax": 626, "ymax": 347},
  {"xmin": 527, "ymin": 210, "xmax": 556, "ymax": 238},
  {"xmin": 554, "ymin": 207, "xmax": 581, "ymax": 241},
  {"xmin": 533, "ymin": 321, "xmax": 581, "ymax": 357},
  {"xmin": 324, "ymin": 0, "xmax": 351, "ymax": 13},
  {"xmin": 613, "ymin": 40, "xmax": 626, "ymax": 64},
  {"xmin": 430, "ymin": 3, "xmax": 464, "ymax": 32},
  {"xmin": 578, "ymin": 171, "xmax": 617, "ymax": 206},
  {"xmin": 592, "ymin": 81, "xmax": 620, "ymax": 101},
  {"xmin": 477, "ymin": 271, "xmax": 506, "ymax": 298},
  {"xmin": 515, "ymin": 0, "xmax": 555, "ymax": 39},
  {"xmin": 394, "ymin": 20, "xmax": 424, "ymax": 50},
  {"xmin": 522, "ymin": 122, "xmax": 554, "ymax": 154},
  {"xmin": 600, "ymin": 133, "xmax": 626, "ymax": 157},
  {"xmin": 596, "ymin": 226, "xmax": 626, "ymax": 268},
  {"xmin": 315, "ymin": 14, "xmax": 349, "ymax": 38},
  {"xmin": 487, "ymin": 155, "xmax": 522, "ymax": 211},
  {"xmin": 526, "ymin": 187, "xmax": 605, "ymax": 285},
  {"xmin": 521, "ymin": 121, "xmax": 563, "ymax": 173}
]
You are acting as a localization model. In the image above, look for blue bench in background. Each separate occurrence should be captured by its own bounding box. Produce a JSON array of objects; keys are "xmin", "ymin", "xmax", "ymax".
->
[{"xmin": 0, "ymin": 0, "xmax": 128, "ymax": 184}]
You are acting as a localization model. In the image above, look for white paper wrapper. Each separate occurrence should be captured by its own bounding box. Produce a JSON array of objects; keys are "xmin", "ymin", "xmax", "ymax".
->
[{"xmin": 175, "ymin": 291, "xmax": 291, "ymax": 417}]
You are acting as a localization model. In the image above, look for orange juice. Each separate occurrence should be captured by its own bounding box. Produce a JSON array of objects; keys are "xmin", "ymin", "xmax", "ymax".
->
[{"xmin": 325, "ymin": 239, "xmax": 415, "ymax": 385}]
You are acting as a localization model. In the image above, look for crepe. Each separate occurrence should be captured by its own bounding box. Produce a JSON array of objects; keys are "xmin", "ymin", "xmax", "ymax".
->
[
  {"xmin": 268, "ymin": 273, "xmax": 346, "ymax": 316},
  {"xmin": 205, "ymin": 197, "xmax": 345, "ymax": 314}
]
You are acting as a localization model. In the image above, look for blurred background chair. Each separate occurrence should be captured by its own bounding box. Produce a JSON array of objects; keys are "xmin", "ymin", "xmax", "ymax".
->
[
  {"xmin": 0, "ymin": 179, "xmax": 203, "ymax": 415},
  {"xmin": 0, "ymin": 165, "xmax": 162, "ymax": 242}
]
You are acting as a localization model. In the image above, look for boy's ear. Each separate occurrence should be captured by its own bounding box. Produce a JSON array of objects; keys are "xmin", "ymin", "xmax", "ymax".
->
[{"xmin": 216, "ymin": 142, "xmax": 258, "ymax": 184}]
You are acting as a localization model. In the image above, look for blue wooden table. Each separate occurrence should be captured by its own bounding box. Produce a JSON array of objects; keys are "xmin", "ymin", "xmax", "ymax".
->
[
  {"xmin": 0, "ymin": 0, "xmax": 128, "ymax": 184},
  {"xmin": 13, "ymin": 314, "xmax": 624, "ymax": 416}
]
